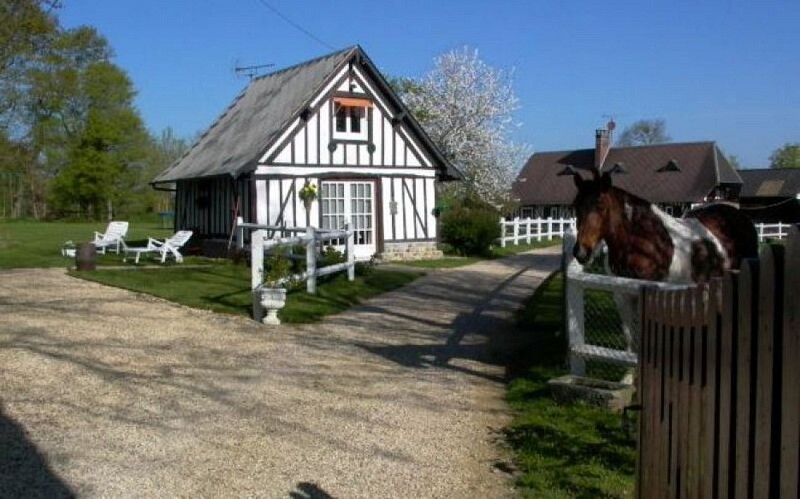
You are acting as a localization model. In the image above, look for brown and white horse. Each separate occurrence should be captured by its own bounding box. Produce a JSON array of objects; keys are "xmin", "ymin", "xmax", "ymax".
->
[{"xmin": 571, "ymin": 169, "xmax": 758, "ymax": 284}]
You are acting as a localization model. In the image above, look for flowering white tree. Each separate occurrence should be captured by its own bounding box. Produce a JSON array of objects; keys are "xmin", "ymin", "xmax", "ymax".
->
[{"xmin": 398, "ymin": 47, "xmax": 529, "ymax": 208}]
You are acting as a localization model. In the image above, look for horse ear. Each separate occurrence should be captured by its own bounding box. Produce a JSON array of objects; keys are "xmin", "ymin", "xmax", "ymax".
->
[
  {"xmin": 573, "ymin": 173, "xmax": 583, "ymax": 189},
  {"xmin": 601, "ymin": 171, "xmax": 613, "ymax": 190}
]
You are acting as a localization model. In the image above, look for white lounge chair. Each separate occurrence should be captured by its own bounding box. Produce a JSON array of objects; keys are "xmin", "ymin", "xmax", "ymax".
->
[
  {"xmin": 123, "ymin": 230, "xmax": 193, "ymax": 264},
  {"xmin": 92, "ymin": 221, "xmax": 129, "ymax": 254}
]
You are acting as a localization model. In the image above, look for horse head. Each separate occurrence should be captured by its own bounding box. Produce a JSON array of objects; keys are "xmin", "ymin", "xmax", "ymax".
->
[{"xmin": 571, "ymin": 168, "xmax": 618, "ymax": 264}]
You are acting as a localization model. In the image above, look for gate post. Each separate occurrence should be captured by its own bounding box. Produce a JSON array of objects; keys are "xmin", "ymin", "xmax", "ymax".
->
[
  {"xmin": 306, "ymin": 226, "xmax": 317, "ymax": 294},
  {"xmin": 345, "ymin": 222, "xmax": 355, "ymax": 281},
  {"xmin": 235, "ymin": 216, "xmax": 244, "ymax": 249},
  {"xmin": 563, "ymin": 231, "xmax": 586, "ymax": 375},
  {"xmin": 251, "ymin": 229, "xmax": 266, "ymax": 322}
]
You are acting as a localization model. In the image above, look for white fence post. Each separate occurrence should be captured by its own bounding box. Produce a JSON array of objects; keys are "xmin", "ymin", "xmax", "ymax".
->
[
  {"xmin": 526, "ymin": 219, "xmax": 532, "ymax": 244},
  {"xmin": 513, "ymin": 218, "xmax": 520, "ymax": 246},
  {"xmin": 306, "ymin": 226, "xmax": 317, "ymax": 294},
  {"xmin": 563, "ymin": 232, "xmax": 586, "ymax": 375},
  {"xmin": 500, "ymin": 217, "xmax": 507, "ymax": 247},
  {"xmin": 758, "ymin": 223, "xmax": 765, "ymax": 242},
  {"xmin": 345, "ymin": 222, "xmax": 355, "ymax": 281},
  {"xmin": 251, "ymin": 229, "xmax": 266, "ymax": 322},
  {"xmin": 547, "ymin": 217, "xmax": 553, "ymax": 241},
  {"xmin": 236, "ymin": 216, "xmax": 244, "ymax": 249}
]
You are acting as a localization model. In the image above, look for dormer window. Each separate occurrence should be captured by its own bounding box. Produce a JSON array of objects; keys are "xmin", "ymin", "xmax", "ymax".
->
[{"xmin": 332, "ymin": 97, "xmax": 371, "ymax": 141}]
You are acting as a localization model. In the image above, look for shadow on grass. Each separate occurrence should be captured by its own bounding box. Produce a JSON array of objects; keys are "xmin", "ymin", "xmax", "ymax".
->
[
  {"xmin": 0, "ymin": 405, "xmax": 75, "ymax": 498},
  {"xmin": 503, "ymin": 271, "xmax": 636, "ymax": 498}
]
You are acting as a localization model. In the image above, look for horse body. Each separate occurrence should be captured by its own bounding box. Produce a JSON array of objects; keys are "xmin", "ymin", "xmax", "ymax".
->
[{"xmin": 572, "ymin": 171, "xmax": 758, "ymax": 284}]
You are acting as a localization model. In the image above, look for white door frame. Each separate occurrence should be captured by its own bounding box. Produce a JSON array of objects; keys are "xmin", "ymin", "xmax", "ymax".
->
[{"xmin": 320, "ymin": 179, "xmax": 377, "ymax": 260}]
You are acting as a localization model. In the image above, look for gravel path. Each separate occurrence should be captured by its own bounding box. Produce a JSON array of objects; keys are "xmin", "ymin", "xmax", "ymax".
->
[{"xmin": 0, "ymin": 247, "xmax": 560, "ymax": 498}]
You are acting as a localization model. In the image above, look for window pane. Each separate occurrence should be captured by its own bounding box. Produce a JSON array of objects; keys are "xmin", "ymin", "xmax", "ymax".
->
[
  {"xmin": 335, "ymin": 104, "xmax": 347, "ymax": 132},
  {"xmin": 350, "ymin": 107, "xmax": 362, "ymax": 133}
]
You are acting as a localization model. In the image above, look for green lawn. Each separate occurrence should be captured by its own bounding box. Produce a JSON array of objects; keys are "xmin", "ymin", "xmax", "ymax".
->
[
  {"xmin": 71, "ymin": 262, "xmax": 421, "ymax": 324},
  {"xmin": 505, "ymin": 271, "xmax": 636, "ymax": 498},
  {"xmin": 0, "ymin": 217, "xmax": 172, "ymax": 268},
  {"xmin": 402, "ymin": 238, "xmax": 562, "ymax": 269}
]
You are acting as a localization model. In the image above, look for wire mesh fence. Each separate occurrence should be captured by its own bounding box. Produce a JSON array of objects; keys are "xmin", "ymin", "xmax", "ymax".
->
[{"xmin": 582, "ymin": 288, "xmax": 634, "ymax": 382}]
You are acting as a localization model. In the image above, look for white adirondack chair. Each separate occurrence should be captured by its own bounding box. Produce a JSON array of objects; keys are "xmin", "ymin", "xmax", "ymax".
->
[
  {"xmin": 92, "ymin": 221, "xmax": 129, "ymax": 254},
  {"xmin": 123, "ymin": 230, "xmax": 193, "ymax": 264}
]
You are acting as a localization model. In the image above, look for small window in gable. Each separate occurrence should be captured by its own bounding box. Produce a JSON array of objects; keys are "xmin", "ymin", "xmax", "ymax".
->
[{"xmin": 332, "ymin": 97, "xmax": 370, "ymax": 141}]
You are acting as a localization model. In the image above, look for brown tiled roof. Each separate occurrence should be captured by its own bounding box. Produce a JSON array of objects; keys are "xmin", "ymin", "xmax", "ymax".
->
[
  {"xmin": 738, "ymin": 168, "xmax": 800, "ymax": 198},
  {"xmin": 512, "ymin": 142, "xmax": 741, "ymax": 205}
]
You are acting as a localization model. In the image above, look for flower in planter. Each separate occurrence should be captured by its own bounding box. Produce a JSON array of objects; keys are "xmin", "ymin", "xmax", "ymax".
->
[
  {"xmin": 299, "ymin": 181, "xmax": 319, "ymax": 226},
  {"xmin": 299, "ymin": 181, "xmax": 318, "ymax": 205}
]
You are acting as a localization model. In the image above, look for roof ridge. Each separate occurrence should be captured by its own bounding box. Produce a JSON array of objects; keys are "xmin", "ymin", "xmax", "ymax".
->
[
  {"xmin": 528, "ymin": 141, "xmax": 718, "ymax": 159},
  {"xmin": 252, "ymin": 45, "xmax": 357, "ymax": 82}
]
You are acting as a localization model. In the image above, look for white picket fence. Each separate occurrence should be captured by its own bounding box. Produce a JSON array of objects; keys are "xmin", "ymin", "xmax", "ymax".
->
[
  {"xmin": 755, "ymin": 222, "xmax": 790, "ymax": 242},
  {"xmin": 499, "ymin": 217, "xmax": 576, "ymax": 247},
  {"xmin": 249, "ymin": 223, "xmax": 355, "ymax": 322},
  {"xmin": 563, "ymin": 231, "xmax": 689, "ymax": 381}
]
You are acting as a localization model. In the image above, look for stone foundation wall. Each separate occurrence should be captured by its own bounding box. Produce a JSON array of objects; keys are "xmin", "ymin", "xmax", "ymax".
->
[{"xmin": 379, "ymin": 241, "xmax": 443, "ymax": 262}]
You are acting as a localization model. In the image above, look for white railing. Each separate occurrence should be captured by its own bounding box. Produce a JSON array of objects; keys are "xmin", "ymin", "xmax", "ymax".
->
[
  {"xmin": 563, "ymin": 231, "xmax": 689, "ymax": 381},
  {"xmin": 499, "ymin": 217, "xmax": 576, "ymax": 247},
  {"xmin": 250, "ymin": 223, "xmax": 355, "ymax": 322},
  {"xmin": 755, "ymin": 222, "xmax": 789, "ymax": 242}
]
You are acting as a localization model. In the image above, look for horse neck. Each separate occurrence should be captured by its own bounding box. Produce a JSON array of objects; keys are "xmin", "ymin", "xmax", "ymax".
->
[{"xmin": 601, "ymin": 189, "xmax": 635, "ymax": 253}]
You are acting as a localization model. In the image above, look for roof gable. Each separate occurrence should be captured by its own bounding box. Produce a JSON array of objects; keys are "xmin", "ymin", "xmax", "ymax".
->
[
  {"xmin": 512, "ymin": 142, "xmax": 742, "ymax": 205},
  {"xmin": 154, "ymin": 46, "xmax": 459, "ymax": 183}
]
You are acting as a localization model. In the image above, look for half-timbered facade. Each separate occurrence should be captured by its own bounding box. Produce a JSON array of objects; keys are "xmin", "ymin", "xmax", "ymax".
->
[{"xmin": 153, "ymin": 46, "xmax": 460, "ymax": 260}]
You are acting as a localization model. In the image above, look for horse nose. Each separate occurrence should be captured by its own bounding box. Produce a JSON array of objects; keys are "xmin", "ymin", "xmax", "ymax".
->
[{"xmin": 573, "ymin": 244, "xmax": 587, "ymax": 263}]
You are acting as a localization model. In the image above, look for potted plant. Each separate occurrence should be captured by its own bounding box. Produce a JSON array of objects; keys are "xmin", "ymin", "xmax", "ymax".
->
[
  {"xmin": 258, "ymin": 254, "xmax": 291, "ymax": 325},
  {"xmin": 298, "ymin": 181, "xmax": 318, "ymax": 226}
]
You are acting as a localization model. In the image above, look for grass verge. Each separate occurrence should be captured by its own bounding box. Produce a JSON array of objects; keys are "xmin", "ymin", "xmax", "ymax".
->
[
  {"xmin": 70, "ymin": 262, "xmax": 422, "ymax": 324},
  {"xmin": 0, "ymin": 218, "xmax": 171, "ymax": 269},
  {"xmin": 505, "ymin": 271, "xmax": 636, "ymax": 498}
]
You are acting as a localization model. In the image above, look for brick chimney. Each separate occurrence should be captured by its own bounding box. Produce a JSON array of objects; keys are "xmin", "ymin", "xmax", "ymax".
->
[{"xmin": 594, "ymin": 120, "xmax": 615, "ymax": 170}]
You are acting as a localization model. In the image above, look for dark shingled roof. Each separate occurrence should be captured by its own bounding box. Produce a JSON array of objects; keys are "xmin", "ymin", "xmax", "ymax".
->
[
  {"xmin": 512, "ymin": 142, "xmax": 742, "ymax": 205},
  {"xmin": 738, "ymin": 168, "xmax": 800, "ymax": 197},
  {"xmin": 154, "ymin": 46, "xmax": 459, "ymax": 183}
]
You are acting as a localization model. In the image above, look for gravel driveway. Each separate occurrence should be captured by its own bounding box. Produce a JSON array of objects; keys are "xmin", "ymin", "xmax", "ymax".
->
[{"xmin": 0, "ymin": 247, "xmax": 560, "ymax": 498}]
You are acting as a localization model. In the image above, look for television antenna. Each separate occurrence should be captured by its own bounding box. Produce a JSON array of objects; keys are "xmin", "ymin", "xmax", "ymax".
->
[{"xmin": 234, "ymin": 63, "xmax": 275, "ymax": 81}]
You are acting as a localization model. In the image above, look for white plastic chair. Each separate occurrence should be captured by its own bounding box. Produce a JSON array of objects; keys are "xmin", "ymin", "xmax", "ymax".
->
[
  {"xmin": 92, "ymin": 221, "xmax": 129, "ymax": 254},
  {"xmin": 123, "ymin": 230, "xmax": 193, "ymax": 264}
]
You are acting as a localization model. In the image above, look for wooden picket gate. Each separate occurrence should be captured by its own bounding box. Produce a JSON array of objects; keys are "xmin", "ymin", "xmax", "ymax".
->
[{"xmin": 637, "ymin": 225, "xmax": 799, "ymax": 498}]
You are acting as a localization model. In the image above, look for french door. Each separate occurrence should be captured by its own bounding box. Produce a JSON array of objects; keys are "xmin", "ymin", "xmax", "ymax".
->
[{"xmin": 320, "ymin": 180, "xmax": 376, "ymax": 260}]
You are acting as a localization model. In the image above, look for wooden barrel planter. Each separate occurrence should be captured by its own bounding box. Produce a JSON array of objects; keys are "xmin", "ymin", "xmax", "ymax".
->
[{"xmin": 75, "ymin": 243, "xmax": 97, "ymax": 271}]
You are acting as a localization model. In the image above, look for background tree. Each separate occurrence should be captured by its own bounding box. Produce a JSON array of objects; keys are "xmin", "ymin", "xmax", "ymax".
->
[
  {"xmin": 616, "ymin": 118, "xmax": 670, "ymax": 146},
  {"xmin": 0, "ymin": 2, "xmax": 186, "ymax": 220},
  {"xmin": 396, "ymin": 48, "xmax": 529, "ymax": 209},
  {"xmin": 769, "ymin": 143, "xmax": 800, "ymax": 169}
]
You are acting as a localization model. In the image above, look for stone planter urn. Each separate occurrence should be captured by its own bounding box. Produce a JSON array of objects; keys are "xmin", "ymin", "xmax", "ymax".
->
[
  {"xmin": 547, "ymin": 374, "xmax": 634, "ymax": 413},
  {"xmin": 259, "ymin": 287, "xmax": 287, "ymax": 325}
]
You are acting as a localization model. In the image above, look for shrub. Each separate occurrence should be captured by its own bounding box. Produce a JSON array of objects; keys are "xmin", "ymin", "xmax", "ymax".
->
[{"xmin": 439, "ymin": 197, "xmax": 500, "ymax": 256}]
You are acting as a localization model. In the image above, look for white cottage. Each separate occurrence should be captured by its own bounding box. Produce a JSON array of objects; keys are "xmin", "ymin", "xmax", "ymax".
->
[{"xmin": 153, "ymin": 46, "xmax": 461, "ymax": 260}]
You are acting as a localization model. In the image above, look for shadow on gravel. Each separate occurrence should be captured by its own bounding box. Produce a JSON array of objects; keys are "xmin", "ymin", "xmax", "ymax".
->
[
  {"xmin": 289, "ymin": 481, "xmax": 335, "ymax": 498},
  {"xmin": 0, "ymin": 405, "xmax": 75, "ymax": 498},
  {"xmin": 355, "ymin": 262, "xmax": 547, "ymax": 383}
]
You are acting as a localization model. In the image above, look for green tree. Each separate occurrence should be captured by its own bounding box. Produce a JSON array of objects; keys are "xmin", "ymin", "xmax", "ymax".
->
[
  {"xmin": 617, "ymin": 119, "xmax": 670, "ymax": 146},
  {"xmin": 49, "ymin": 60, "xmax": 151, "ymax": 219},
  {"xmin": 769, "ymin": 143, "xmax": 800, "ymax": 169}
]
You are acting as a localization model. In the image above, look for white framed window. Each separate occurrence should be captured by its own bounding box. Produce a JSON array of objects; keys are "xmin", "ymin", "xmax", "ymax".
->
[{"xmin": 332, "ymin": 98, "xmax": 369, "ymax": 141}]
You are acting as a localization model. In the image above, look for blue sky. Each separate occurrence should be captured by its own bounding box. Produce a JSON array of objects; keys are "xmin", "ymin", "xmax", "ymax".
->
[{"xmin": 61, "ymin": 0, "xmax": 799, "ymax": 168}]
